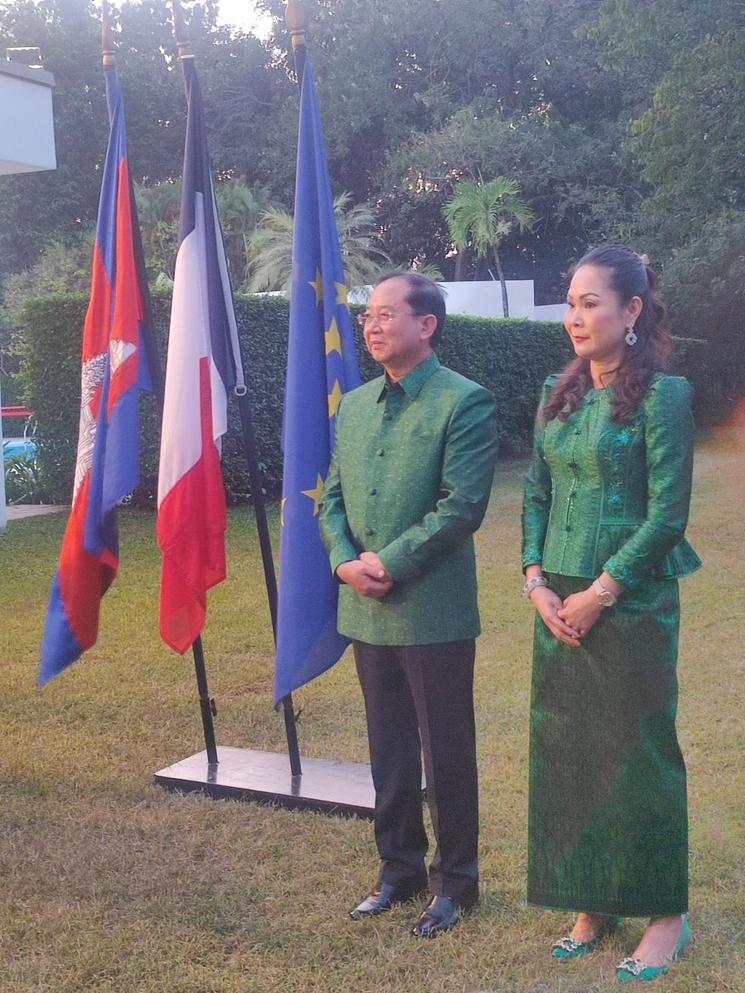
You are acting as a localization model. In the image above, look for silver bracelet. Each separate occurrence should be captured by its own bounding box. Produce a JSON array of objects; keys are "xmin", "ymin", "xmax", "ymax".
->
[{"xmin": 522, "ymin": 576, "xmax": 550, "ymax": 598}]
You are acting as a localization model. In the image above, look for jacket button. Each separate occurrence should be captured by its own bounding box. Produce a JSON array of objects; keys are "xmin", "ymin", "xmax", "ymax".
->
[
  {"xmin": 369, "ymin": 488, "xmax": 377, "ymax": 496},
  {"xmin": 383, "ymin": 413, "xmax": 392, "ymax": 421},
  {"xmin": 365, "ymin": 527, "xmax": 375, "ymax": 536},
  {"xmin": 377, "ymin": 448, "xmax": 384, "ymax": 456}
]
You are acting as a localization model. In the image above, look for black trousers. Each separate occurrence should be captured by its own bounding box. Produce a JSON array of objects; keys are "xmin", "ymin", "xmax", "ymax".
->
[{"xmin": 353, "ymin": 639, "xmax": 479, "ymax": 907}]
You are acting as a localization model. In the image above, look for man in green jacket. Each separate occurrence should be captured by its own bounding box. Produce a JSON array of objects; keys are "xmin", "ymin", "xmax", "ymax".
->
[{"xmin": 319, "ymin": 272, "xmax": 498, "ymax": 937}]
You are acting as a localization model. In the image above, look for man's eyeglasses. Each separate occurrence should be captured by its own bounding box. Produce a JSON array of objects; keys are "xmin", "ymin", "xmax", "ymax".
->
[{"xmin": 356, "ymin": 310, "xmax": 422, "ymax": 329}]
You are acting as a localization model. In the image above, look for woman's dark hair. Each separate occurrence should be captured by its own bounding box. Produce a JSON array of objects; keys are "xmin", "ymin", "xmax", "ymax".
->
[
  {"xmin": 374, "ymin": 270, "xmax": 446, "ymax": 346},
  {"xmin": 542, "ymin": 245, "xmax": 673, "ymax": 425}
]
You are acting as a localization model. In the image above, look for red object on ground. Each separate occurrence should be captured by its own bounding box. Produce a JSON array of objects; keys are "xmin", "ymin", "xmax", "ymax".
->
[{"xmin": 1, "ymin": 405, "xmax": 34, "ymax": 419}]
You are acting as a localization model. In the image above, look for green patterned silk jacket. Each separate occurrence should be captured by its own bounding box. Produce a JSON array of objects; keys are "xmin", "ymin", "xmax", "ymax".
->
[
  {"xmin": 319, "ymin": 353, "xmax": 498, "ymax": 645},
  {"xmin": 522, "ymin": 372, "xmax": 702, "ymax": 589}
]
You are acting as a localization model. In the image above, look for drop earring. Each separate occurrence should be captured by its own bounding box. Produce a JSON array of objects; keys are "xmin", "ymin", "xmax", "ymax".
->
[{"xmin": 625, "ymin": 326, "xmax": 638, "ymax": 346}]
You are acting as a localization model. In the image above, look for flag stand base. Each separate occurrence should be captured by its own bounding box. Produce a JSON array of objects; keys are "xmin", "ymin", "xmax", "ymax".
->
[{"xmin": 154, "ymin": 746, "xmax": 375, "ymax": 819}]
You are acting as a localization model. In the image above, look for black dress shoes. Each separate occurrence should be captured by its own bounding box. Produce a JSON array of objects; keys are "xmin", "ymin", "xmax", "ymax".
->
[
  {"xmin": 411, "ymin": 895, "xmax": 462, "ymax": 938},
  {"xmin": 349, "ymin": 880, "xmax": 427, "ymax": 920}
]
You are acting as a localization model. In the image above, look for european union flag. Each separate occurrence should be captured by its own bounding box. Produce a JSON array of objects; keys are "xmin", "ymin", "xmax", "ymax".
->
[{"xmin": 274, "ymin": 58, "xmax": 361, "ymax": 704}]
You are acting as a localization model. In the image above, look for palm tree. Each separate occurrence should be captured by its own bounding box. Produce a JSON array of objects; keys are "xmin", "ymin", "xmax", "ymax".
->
[
  {"xmin": 443, "ymin": 176, "xmax": 533, "ymax": 317},
  {"xmin": 134, "ymin": 181, "xmax": 182, "ymax": 282},
  {"xmin": 246, "ymin": 206, "xmax": 295, "ymax": 293},
  {"xmin": 135, "ymin": 180, "xmax": 272, "ymax": 290},
  {"xmin": 215, "ymin": 181, "xmax": 272, "ymax": 290},
  {"xmin": 248, "ymin": 192, "xmax": 390, "ymax": 293}
]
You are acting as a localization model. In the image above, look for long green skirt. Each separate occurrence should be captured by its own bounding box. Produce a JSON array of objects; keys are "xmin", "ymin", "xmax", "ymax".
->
[{"xmin": 528, "ymin": 574, "xmax": 688, "ymax": 917}]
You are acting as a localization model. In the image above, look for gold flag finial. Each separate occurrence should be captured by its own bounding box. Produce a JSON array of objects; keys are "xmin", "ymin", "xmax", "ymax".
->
[
  {"xmin": 171, "ymin": 0, "xmax": 193, "ymax": 60},
  {"xmin": 285, "ymin": 0, "xmax": 308, "ymax": 52},
  {"xmin": 102, "ymin": 0, "xmax": 116, "ymax": 67}
]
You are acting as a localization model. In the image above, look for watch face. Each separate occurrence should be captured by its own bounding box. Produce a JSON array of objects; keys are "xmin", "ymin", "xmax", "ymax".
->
[{"xmin": 599, "ymin": 591, "xmax": 615, "ymax": 606}]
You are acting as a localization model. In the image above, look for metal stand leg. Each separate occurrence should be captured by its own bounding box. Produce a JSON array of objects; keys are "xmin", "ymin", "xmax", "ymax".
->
[{"xmin": 192, "ymin": 635, "xmax": 218, "ymax": 766}]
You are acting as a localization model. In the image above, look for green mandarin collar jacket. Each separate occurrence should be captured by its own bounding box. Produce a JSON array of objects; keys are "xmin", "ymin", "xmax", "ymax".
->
[
  {"xmin": 522, "ymin": 372, "xmax": 701, "ymax": 588},
  {"xmin": 319, "ymin": 353, "xmax": 498, "ymax": 645}
]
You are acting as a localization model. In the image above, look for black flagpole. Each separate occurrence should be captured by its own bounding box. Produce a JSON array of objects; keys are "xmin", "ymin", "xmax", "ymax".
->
[
  {"xmin": 102, "ymin": 2, "xmax": 221, "ymax": 765},
  {"xmin": 170, "ymin": 0, "xmax": 301, "ymax": 776}
]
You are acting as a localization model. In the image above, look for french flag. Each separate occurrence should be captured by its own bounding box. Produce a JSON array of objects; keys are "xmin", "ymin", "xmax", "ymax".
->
[
  {"xmin": 157, "ymin": 57, "xmax": 245, "ymax": 654},
  {"xmin": 39, "ymin": 67, "xmax": 154, "ymax": 684}
]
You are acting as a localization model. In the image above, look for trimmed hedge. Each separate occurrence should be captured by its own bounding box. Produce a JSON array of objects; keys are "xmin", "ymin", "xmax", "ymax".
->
[{"xmin": 19, "ymin": 292, "xmax": 696, "ymax": 505}]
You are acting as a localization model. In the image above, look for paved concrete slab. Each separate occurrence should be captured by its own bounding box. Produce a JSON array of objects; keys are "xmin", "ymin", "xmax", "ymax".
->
[{"xmin": 5, "ymin": 504, "xmax": 67, "ymax": 520}]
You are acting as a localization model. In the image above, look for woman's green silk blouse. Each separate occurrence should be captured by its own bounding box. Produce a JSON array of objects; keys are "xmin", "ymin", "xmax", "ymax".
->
[{"xmin": 521, "ymin": 373, "xmax": 701, "ymax": 589}]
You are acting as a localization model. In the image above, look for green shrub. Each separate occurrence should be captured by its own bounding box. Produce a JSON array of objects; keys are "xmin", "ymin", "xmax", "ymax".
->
[
  {"xmin": 17, "ymin": 292, "xmax": 700, "ymax": 505},
  {"xmin": 662, "ymin": 213, "xmax": 745, "ymax": 421},
  {"xmin": 19, "ymin": 292, "xmax": 295, "ymax": 506},
  {"xmin": 3, "ymin": 453, "xmax": 43, "ymax": 505}
]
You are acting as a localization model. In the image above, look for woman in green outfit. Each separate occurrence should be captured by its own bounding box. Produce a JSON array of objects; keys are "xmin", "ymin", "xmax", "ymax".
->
[{"xmin": 522, "ymin": 245, "xmax": 701, "ymax": 982}]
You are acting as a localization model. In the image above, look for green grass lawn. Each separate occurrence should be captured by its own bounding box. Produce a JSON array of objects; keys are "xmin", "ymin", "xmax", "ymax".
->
[{"xmin": 1, "ymin": 422, "xmax": 744, "ymax": 993}]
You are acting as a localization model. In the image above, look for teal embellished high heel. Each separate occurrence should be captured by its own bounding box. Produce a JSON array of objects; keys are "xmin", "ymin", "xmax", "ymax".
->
[
  {"xmin": 616, "ymin": 917, "xmax": 691, "ymax": 982},
  {"xmin": 551, "ymin": 916, "xmax": 621, "ymax": 959}
]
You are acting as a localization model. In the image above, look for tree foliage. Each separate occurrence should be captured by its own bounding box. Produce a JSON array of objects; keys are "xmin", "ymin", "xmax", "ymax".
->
[
  {"xmin": 1, "ymin": 0, "xmax": 744, "ymax": 413},
  {"xmin": 662, "ymin": 213, "xmax": 745, "ymax": 416},
  {"xmin": 134, "ymin": 179, "xmax": 274, "ymax": 288},
  {"xmin": 248, "ymin": 193, "xmax": 390, "ymax": 292},
  {"xmin": 632, "ymin": 31, "xmax": 745, "ymax": 248},
  {"xmin": 0, "ymin": 0, "xmax": 289, "ymax": 278},
  {"xmin": 443, "ymin": 177, "xmax": 533, "ymax": 315}
]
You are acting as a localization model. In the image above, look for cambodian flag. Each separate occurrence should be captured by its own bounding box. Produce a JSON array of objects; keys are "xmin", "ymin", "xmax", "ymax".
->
[
  {"xmin": 157, "ymin": 57, "xmax": 245, "ymax": 654},
  {"xmin": 39, "ymin": 66, "xmax": 154, "ymax": 685}
]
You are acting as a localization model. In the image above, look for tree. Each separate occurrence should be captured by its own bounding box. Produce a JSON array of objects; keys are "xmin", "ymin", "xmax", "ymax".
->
[
  {"xmin": 443, "ymin": 177, "xmax": 533, "ymax": 316},
  {"xmin": 0, "ymin": 0, "xmax": 288, "ymax": 281},
  {"xmin": 8, "ymin": 0, "xmax": 738, "ymax": 320},
  {"xmin": 214, "ymin": 181, "xmax": 273, "ymax": 290},
  {"xmin": 376, "ymin": 184, "xmax": 456, "ymax": 278},
  {"xmin": 0, "ymin": 232, "xmax": 93, "ymax": 392},
  {"xmin": 0, "ymin": 0, "xmax": 109, "ymax": 277},
  {"xmin": 662, "ymin": 212, "xmax": 745, "ymax": 417},
  {"xmin": 630, "ymin": 31, "xmax": 745, "ymax": 251},
  {"xmin": 133, "ymin": 181, "xmax": 182, "ymax": 283},
  {"xmin": 579, "ymin": 0, "xmax": 745, "ymax": 257},
  {"xmin": 248, "ymin": 193, "xmax": 390, "ymax": 292},
  {"xmin": 581, "ymin": 0, "xmax": 738, "ymax": 111},
  {"xmin": 384, "ymin": 104, "xmax": 641, "ymax": 296},
  {"xmin": 257, "ymin": 0, "xmax": 626, "ymax": 201}
]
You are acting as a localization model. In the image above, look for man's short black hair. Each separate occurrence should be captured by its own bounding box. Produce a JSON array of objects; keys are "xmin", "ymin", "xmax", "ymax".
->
[{"xmin": 374, "ymin": 271, "xmax": 446, "ymax": 347}]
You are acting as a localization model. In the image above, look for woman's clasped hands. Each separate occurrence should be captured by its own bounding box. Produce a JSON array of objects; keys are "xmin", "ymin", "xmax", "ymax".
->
[{"xmin": 528, "ymin": 584, "xmax": 605, "ymax": 648}]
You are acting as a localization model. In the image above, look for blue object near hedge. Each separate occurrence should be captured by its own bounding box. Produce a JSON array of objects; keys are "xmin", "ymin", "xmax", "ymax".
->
[{"xmin": 3, "ymin": 437, "xmax": 37, "ymax": 462}]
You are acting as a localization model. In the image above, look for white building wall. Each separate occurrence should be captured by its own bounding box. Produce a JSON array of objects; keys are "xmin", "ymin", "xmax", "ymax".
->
[
  {"xmin": 351, "ymin": 280, "xmax": 565, "ymax": 322},
  {"xmin": 0, "ymin": 61, "xmax": 56, "ymax": 174},
  {"xmin": 439, "ymin": 279, "xmax": 535, "ymax": 318},
  {"xmin": 533, "ymin": 303, "xmax": 568, "ymax": 322},
  {"xmin": 1, "ymin": 57, "xmax": 56, "ymax": 529}
]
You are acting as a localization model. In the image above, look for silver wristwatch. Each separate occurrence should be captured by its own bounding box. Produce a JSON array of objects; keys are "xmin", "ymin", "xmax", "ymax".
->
[{"xmin": 592, "ymin": 578, "xmax": 618, "ymax": 607}]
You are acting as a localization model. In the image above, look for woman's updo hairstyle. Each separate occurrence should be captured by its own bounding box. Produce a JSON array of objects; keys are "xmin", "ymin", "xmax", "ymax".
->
[{"xmin": 542, "ymin": 245, "xmax": 673, "ymax": 425}]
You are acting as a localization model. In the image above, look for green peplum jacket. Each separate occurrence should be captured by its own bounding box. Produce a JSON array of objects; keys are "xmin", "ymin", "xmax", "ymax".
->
[{"xmin": 521, "ymin": 372, "xmax": 702, "ymax": 590}]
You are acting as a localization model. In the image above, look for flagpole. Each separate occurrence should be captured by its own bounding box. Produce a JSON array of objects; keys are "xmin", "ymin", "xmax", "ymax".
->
[
  {"xmin": 102, "ymin": 0, "xmax": 164, "ymax": 411},
  {"xmin": 101, "ymin": 0, "xmax": 115, "ymax": 68},
  {"xmin": 170, "ymin": 0, "xmax": 301, "ymax": 777},
  {"xmin": 104, "ymin": 2, "xmax": 213, "ymax": 759},
  {"xmin": 286, "ymin": 0, "xmax": 308, "ymax": 86}
]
